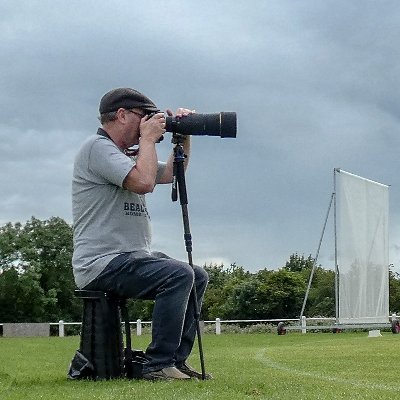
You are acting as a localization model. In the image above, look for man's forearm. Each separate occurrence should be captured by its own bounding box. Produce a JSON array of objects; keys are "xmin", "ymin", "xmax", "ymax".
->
[
  {"xmin": 123, "ymin": 140, "xmax": 158, "ymax": 193},
  {"xmin": 159, "ymin": 136, "xmax": 191, "ymax": 184}
]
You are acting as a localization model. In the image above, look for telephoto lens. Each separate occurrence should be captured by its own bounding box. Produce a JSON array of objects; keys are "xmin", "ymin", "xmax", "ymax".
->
[{"xmin": 165, "ymin": 112, "xmax": 237, "ymax": 138}]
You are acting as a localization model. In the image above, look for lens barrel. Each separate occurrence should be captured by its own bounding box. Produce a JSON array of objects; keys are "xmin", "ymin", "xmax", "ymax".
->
[{"xmin": 165, "ymin": 112, "xmax": 236, "ymax": 138}]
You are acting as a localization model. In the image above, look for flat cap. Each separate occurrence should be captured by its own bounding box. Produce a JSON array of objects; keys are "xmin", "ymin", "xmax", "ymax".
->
[{"xmin": 99, "ymin": 88, "xmax": 159, "ymax": 114}]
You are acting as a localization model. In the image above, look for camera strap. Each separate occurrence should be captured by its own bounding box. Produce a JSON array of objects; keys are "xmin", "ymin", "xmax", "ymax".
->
[
  {"xmin": 97, "ymin": 127, "xmax": 113, "ymax": 141},
  {"xmin": 97, "ymin": 128, "xmax": 138, "ymax": 156}
]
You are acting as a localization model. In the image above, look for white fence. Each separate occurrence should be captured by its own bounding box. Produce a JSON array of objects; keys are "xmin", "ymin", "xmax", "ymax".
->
[
  {"xmin": 1, "ymin": 315, "xmax": 397, "ymax": 337},
  {"xmin": 50, "ymin": 318, "xmax": 300, "ymax": 337},
  {"xmin": 51, "ymin": 317, "xmax": 309, "ymax": 337}
]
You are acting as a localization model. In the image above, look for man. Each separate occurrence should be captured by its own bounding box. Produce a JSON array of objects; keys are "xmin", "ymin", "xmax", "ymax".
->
[{"xmin": 72, "ymin": 88, "xmax": 209, "ymax": 380}]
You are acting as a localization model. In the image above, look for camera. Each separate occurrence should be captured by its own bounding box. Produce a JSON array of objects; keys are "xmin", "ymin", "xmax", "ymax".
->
[{"xmin": 165, "ymin": 112, "xmax": 237, "ymax": 138}]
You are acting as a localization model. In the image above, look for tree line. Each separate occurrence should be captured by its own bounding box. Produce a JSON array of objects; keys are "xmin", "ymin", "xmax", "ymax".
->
[{"xmin": 1, "ymin": 217, "xmax": 400, "ymax": 323}]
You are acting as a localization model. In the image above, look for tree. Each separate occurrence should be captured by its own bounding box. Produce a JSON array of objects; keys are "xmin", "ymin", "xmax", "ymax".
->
[
  {"xmin": 284, "ymin": 253, "xmax": 335, "ymax": 317},
  {"xmin": 208, "ymin": 267, "xmax": 306, "ymax": 320},
  {"xmin": 0, "ymin": 266, "xmax": 47, "ymax": 322},
  {"xmin": 202, "ymin": 263, "xmax": 251, "ymax": 320},
  {"xmin": 389, "ymin": 269, "xmax": 400, "ymax": 313},
  {"xmin": 254, "ymin": 268, "xmax": 306, "ymax": 318},
  {"xmin": 0, "ymin": 217, "xmax": 81, "ymax": 322},
  {"xmin": 305, "ymin": 267, "xmax": 335, "ymax": 316},
  {"xmin": 2, "ymin": 219, "xmax": 397, "ymax": 324},
  {"xmin": 284, "ymin": 253, "xmax": 314, "ymax": 272}
]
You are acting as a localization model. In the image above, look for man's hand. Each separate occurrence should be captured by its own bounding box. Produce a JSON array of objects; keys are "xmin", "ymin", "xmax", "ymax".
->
[
  {"xmin": 166, "ymin": 108, "xmax": 195, "ymax": 119},
  {"xmin": 139, "ymin": 112, "xmax": 166, "ymax": 143}
]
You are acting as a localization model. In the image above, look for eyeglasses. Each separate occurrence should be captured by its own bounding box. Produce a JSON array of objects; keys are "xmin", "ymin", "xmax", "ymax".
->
[{"xmin": 126, "ymin": 109, "xmax": 146, "ymax": 118}]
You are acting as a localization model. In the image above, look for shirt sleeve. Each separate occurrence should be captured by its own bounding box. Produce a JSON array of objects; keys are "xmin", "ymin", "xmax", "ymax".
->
[{"xmin": 88, "ymin": 137, "xmax": 134, "ymax": 187}]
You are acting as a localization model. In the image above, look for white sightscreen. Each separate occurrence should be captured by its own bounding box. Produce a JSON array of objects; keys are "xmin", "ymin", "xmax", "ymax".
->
[{"xmin": 336, "ymin": 170, "xmax": 389, "ymax": 324}]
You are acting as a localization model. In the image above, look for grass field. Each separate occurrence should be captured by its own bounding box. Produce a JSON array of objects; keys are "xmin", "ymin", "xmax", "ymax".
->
[{"xmin": 0, "ymin": 331, "xmax": 399, "ymax": 399}]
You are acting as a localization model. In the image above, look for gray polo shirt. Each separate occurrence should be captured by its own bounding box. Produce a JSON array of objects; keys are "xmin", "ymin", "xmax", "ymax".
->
[{"xmin": 72, "ymin": 130, "xmax": 165, "ymax": 288}]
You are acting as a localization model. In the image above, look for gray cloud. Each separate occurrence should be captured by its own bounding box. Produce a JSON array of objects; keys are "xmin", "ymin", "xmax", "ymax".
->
[{"xmin": 1, "ymin": 0, "xmax": 400, "ymax": 271}]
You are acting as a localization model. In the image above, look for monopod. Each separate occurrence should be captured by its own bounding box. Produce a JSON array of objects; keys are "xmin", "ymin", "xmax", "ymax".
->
[{"xmin": 171, "ymin": 133, "xmax": 207, "ymax": 380}]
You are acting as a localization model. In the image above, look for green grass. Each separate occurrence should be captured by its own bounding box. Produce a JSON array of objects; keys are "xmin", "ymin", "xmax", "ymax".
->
[{"xmin": 0, "ymin": 332, "xmax": 399, "ymax": 399}]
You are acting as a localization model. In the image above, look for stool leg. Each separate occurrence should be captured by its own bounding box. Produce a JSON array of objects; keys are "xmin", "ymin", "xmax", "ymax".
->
[{"xmin": 120, "ymin": 300, "xmax": 133, "ymax": 378}]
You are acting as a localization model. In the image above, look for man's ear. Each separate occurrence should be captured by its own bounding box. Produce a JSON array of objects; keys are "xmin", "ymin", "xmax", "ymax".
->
[{"xmin": 116, "ymin": 108, "xmax": 126, "ymax": 123}]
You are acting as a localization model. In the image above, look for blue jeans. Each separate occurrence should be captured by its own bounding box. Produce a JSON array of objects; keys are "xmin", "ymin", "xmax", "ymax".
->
[{"xmin": 83, "ymin": 251, "xmax": 209, "ymax": 373}]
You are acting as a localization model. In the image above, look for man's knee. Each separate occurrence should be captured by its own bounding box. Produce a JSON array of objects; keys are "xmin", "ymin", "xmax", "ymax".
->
[
  {"xmin": 194, "ymin": 266, "xmax": 209, "ymax": 287},
  {"xmin": 172, "ymin": 263, "xmax": 195, "ymax": 288}
]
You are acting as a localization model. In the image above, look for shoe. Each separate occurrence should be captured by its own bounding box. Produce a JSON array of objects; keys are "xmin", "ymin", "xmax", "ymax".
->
[
  {"xmin": 142, "ymin": 366, "xmax": 191, "ymax": 381},
  {"xmin": 177, "ymin": 363, "xmax": 213, "ymax": 380}
]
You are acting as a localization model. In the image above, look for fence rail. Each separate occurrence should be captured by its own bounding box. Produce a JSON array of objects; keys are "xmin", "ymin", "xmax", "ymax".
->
[{"xmin": 1, "ymin": 315, "xmax": 397, "ymax": 337}]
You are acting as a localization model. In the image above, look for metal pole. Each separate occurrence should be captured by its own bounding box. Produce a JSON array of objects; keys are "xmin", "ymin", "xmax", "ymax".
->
[
  {"xmin": 300, "ymin": 192, "xmax": 335, "ymax": 319},
  {"xmin": 334, "ymin": 168, "xmax": 339, "ymax": 324}
]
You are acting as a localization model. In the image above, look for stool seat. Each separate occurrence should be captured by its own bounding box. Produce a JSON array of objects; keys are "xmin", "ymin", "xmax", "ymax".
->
[{"xmin": 74, "ymin": 290, "xmax": 110, "ymax": 299}]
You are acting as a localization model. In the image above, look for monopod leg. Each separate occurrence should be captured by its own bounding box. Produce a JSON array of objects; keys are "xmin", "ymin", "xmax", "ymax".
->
[
  {"xmin": 181, "ymin": 204, "xmax": 206, "ymax": 380},
  {"xmin": 172, "ymin": 141, "xmax": 207, "ymax": 379}
]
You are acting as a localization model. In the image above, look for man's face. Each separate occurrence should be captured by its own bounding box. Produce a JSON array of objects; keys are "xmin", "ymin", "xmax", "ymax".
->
[{"xmin": 123, "ymin": 108, "xmax": 146, "ymax": 146}]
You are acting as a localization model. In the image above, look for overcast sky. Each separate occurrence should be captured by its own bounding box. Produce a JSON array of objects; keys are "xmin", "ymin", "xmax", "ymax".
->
[{"xmin": 1, "ymin": 0, "xmax": 400, "ymax": 273}]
